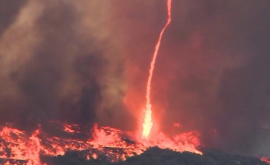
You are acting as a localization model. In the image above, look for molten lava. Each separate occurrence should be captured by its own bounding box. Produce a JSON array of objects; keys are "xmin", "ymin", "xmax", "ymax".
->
[{"xmin": 142, "ymin": 0, "xmax": 172, "ymax": 140}]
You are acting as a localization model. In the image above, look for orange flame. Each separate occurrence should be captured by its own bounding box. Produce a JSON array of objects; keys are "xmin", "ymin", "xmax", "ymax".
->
[
  {"xmin": 0, "ymin": 123, "xmax": 201, "ymax": 164},
  {"xmin": 142, "ymin": 0, "xmax": 172, "ymax": 139}
]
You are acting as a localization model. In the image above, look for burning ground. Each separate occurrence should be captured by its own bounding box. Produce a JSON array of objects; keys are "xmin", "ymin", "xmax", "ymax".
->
[
  {"xmin": 1, "ymin": 0, "xmax": 270, "ymax": 164},
  {"xmin": 0, "ymin": 123, "xmax": 201, "ymax": 164},
  {"xmin": 0, "ymin": 125, "xmax": 268, "ymax": 165}
]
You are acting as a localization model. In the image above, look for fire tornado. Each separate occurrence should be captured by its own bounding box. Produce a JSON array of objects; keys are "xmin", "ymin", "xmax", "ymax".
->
[
  {"xmin": 3, "ymin": 0, "xmax": 269, "ymax": 164},
  {"xmin": 142, "ymin": 0, "xmax": 172, "ymax": 140}
]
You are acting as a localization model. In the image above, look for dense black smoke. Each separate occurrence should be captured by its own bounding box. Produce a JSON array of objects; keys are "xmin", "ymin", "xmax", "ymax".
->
[{"xmin": 1, "ymin": 0, "xmax": 270, "ymax": 157}]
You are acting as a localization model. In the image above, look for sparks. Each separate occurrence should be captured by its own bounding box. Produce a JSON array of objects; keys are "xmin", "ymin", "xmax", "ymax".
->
[{"xmin": 142, "ymin": 0, "xmax": 172, "ymax": 140}]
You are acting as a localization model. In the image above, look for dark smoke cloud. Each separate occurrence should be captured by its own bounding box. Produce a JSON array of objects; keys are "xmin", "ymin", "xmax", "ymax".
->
[{"xmin": 1, "ymin": 0, "xmax": 270, "ymax": 157}]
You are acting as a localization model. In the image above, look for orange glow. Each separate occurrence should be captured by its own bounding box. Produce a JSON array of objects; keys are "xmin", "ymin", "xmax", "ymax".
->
[
  {"xmin": 0, "ymin": 123, "xmax": 201, "ymax": 164},
  {"xmin": 142, "ymin": 0, "xmax": 172, "ymax": 140},
  {"xmin": 173, "ymin": 123, "xmax": 181, "ymax": 128},
  {"xmin": 261, "ymin": 157, "xmax": 270, "ymax": 164},
  {"xmin": 63, "ymin": 123, "xmax": 79, "ymax": 133}
]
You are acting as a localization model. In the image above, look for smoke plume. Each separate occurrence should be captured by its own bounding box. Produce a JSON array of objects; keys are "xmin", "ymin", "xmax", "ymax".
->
[{"xmin": 0, "ymin": 0, "xmax": 135, "ymax": 133}]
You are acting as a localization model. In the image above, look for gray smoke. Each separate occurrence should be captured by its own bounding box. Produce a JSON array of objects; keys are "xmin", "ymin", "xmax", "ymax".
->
[{"xmin": 0, "ymin": 0, "xmax": 135, "ymax": 132}]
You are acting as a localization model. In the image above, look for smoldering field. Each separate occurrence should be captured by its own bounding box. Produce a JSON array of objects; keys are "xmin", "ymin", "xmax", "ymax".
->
[{"xmin": 0, "ymin": 0, "xmax": 270, "ymax": 157}]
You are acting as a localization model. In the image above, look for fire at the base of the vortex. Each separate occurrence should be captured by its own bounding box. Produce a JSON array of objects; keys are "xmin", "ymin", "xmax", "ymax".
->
[
  {"xmin": 142, "ymin": 104, "xmax": 153, "ymax": 139},
  {"xmin": 141, "ymin": 0, "xmax": 172, "ymax": 140}
]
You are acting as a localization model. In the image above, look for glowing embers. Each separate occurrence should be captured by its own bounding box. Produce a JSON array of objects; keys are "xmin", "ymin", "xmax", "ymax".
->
[{"xmin": 142, "ymin": 0, "xmax": 172, "ymax": 139}]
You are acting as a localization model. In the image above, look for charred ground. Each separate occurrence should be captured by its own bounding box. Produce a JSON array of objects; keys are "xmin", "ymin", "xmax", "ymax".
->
[{"xmin": 41, "ymin": 147, "xmax": 269, "ymax": 165}]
